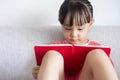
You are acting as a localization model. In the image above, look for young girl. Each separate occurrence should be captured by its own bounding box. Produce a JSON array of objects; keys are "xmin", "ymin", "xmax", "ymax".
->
[{"xmin": 32, "ymin": 0, "xmax": 118, "ymax": 80}]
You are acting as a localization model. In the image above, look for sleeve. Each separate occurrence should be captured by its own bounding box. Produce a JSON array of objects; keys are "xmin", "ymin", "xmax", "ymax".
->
[
  {"xmin": 52, "ymin": 41, "xmax": 63, "ymax": 44},
  {"xmin": 88, "ymin": 41, "xmax": 101, "ymax": 46}
]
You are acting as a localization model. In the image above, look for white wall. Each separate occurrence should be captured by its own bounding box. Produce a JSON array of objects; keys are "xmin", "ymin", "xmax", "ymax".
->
[
  {"xmin": 0, "ymin": 0, "xmax": 120, "ymax": 27},
  {"xmin": 91, "ymin": 0, "xmax": 120, "ymax": 26}
]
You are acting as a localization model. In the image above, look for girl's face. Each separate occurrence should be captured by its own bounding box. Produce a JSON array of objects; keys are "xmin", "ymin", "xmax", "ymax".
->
[{"xmin": 62, "ymin": 13, "xmax": 94, "ymax": 45}]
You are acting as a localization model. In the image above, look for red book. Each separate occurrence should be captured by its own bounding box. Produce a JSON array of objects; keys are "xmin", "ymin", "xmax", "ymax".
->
[{"xmin": 34, "ymin": 44, "xmax": 111, "ymax": 76}]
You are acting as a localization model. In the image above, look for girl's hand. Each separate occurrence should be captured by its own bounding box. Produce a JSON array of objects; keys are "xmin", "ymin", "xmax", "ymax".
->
[{"xmin": 32, "ymin": 65, "xmax": 40, "ymax": 79}]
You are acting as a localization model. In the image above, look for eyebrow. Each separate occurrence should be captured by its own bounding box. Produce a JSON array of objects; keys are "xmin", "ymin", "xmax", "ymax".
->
[{"xmin": 63, "ymin": 24, "xmax": 86, "ymax": 29}]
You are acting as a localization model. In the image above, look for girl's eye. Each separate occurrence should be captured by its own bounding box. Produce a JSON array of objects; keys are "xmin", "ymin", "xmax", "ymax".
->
[
  {"xmin": 78, "ymin": 29, "xmax": 82, "ymax": 31},
  {"xmin": 65, "ymin": 28, "xmax": 71, "ymax": 30},
  {"xmin": 64, "ymin": 26, "xmax": 72, "ymax": 30}
]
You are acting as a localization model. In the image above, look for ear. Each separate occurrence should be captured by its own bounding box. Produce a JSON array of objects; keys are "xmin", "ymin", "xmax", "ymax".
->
[{"xmin": 88, "ymin": 19, "xmax": 94, "ymax": 29}]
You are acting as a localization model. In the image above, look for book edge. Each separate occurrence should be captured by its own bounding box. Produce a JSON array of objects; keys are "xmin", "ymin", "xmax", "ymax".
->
[{"xmin": 35, "ymin": 44, "xmax": 110, "ymax": 48}]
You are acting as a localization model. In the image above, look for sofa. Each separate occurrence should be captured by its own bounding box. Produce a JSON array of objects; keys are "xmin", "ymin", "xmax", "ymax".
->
[{"xmin": 0, "ymin": 26, "xmax": 120, "ymax": 80}]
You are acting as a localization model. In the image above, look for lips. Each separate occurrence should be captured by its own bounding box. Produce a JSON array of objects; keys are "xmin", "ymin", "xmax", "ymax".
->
[{"xmin": 71, "ymin": 39, "xmax": 78, "ymax": 42}]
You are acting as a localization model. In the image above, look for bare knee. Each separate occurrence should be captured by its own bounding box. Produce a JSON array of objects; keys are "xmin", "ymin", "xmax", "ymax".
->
[
  {"xmin": 85, "ymin": 49, "xmax": 111, "ymax": 66},
  {"xmin": 43, "ymin": 50, "xmax": 64, "ymax": 64},
  {"xmin": 87, "ymin": 49, "xmax": 108, "ymax": 61},
  {"xmin": 86, "ymin": 49, "xmax": 112, "ymax": 68},
  {"xmin": 45, "ymin": 50, "xmax": 63, "ymax": 59}
]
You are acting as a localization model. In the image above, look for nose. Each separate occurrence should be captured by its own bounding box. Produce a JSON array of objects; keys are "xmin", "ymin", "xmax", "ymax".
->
[{"xmin": 70, "ymin": 29, "xmax": 77, "ymax": 38}]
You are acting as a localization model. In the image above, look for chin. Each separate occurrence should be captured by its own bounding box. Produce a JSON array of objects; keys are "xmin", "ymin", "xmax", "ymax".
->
[{"xmin": 70, "ymin": 42, "xmax": 79, "ymax": 45}]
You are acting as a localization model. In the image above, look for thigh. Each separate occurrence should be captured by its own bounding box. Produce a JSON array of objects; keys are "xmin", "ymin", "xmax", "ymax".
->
[{"xmin": 77, "ymin": 57, "xmax": 93, "ymax": 80}]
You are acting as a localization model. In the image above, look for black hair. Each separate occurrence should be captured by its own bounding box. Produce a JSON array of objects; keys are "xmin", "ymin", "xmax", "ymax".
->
[{"xmin": 58, "ymin": 0, "xmax": 93, "ymax": 26}]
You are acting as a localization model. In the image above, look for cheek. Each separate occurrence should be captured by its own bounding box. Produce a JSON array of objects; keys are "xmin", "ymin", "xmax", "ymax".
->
[
  {"xmin": 63, "ymin": 31, "xmax": 70, "ymax": 38},
  {"xmin": 64, "ymin": 32, "xmax": 69, "ymax": 37},
  {"xmin": 78, "ymin": 31, "xmax": 87, "ymax": 38}
]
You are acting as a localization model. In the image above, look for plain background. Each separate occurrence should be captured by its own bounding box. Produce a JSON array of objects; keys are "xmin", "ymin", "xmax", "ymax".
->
[{"xmin": 0, "ymin": 0, "xmax": 120, "ymax": 27}]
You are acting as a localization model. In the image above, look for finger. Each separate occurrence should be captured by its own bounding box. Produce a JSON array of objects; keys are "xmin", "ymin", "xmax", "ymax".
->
[
  {"xmin": 33, "ymin": 65, "xmax": 40, "ymax": 68},
  {"xmin": 34, "ymin": 68, "xmax": 40, "ymax": 71},
  {"xmin": 32, "ymin": 66, "xmax": 40, "ymax": 70},
  {"xmin": 32, "ymin": 72, "xmax": 38, "ymax": 78},
  {"xmin": 33, "ymin": 70, "xmax": 39, "ymax": 74},
  {"xmin": 33, "ymin": 74, "xmax": 37, "ymax": 79}
]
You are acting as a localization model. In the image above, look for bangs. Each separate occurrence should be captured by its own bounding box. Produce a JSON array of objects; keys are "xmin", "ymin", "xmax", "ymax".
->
[{"xmin": 69, "ymin": 3, "xmax": 92, "ymax": 26}]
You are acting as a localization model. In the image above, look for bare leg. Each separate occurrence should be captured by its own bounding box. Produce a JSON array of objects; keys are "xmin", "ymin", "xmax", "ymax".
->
[
  {"xmin": 37, "ymin": 50, "xmax": 64, "ymax": 80},
  {"xmin": 78, "ymin": 49, "xmax": 118, "ymax": 80}
]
